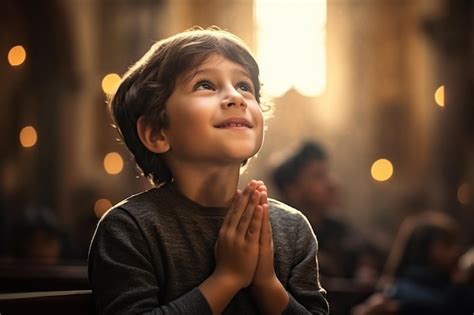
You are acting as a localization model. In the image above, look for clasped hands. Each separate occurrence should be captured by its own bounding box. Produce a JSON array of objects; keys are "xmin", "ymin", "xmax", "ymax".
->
[
  {"xmin": 200, "ymin": 180, "xmax": 289, "ymax": 314},
  {"xmin": 214, "ymin": 180, "xmax": 280, "ymax": 294}
]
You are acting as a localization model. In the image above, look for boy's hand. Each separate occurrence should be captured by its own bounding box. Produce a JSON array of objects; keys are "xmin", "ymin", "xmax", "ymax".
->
[
  {"xmin": 251, "ymin": 182, "xmax": 290, "ymax": 314},
  {"xmin": 213, "ymin": 180, "xmax": 263, "ymax": 289},
  {"xmin": 199, "ymin": 180, "xmax": 264, "ymax": 314},
  {"xmin": 252, "ymin": 183, "xmax": 277, "ymax": 287}
]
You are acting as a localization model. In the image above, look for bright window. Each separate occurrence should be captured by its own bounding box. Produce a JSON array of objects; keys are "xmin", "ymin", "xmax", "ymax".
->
[{"xmin": 255, "ymin": 0, "xmax": 327, "ymax": 97}]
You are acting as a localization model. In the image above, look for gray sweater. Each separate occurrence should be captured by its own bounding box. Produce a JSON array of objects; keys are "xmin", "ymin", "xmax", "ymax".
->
[{"xmin": 88, "ymin": 184, "xmax": 329, "ymax": 314}]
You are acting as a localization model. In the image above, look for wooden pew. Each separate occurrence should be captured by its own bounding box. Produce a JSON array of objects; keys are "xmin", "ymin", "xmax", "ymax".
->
[
  {"xmin": 0, "ymin": 290, "xmax": 93, "ymax": 315},
  {"xmin": 0, "ymin": 263, "xmax": 374, "ymax": 315},
  {"xmin": 0, "ymin": 263, "xmax": 89, "ymax": 293}
]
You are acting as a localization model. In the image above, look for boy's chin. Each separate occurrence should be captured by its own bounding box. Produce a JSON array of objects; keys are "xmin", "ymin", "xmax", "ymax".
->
[
  {"xmin": 224, "ymin": 152, "xmax": 256, "ymax": 163},
  {"xmin": 223, "ymin": 143, "xmax": 260, "ymax": 160},
  {"xmin": 217, "ymin": 151, "xmax": 256, "ymax": 166}
]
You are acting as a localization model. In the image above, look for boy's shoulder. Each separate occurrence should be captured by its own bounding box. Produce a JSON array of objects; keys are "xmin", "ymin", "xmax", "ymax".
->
[
  {"xmin": 267, "ymin": 198, "xmax": 317, "ymax": 250},
  {"xmin": 100, "ymin": 186, "xmax": 170, "ymax": 222},
  {"xmin": 268, "ymin": 198, "xmax": 303, "ymax": 215},
  {"xmin": 117, "ymin": 187, "xmax": 161, "ymax": 208},
  {"xmin": 268, "ymin": 198, "xmax": 307, "ymax": 226}
]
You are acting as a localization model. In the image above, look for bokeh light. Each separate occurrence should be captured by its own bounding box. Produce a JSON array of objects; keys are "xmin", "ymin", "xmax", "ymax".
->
[
  {"xmin": 19, "ymin": 126, "xmax": 37, "ymax": 148},
  {"xmin": 371, "ymin": 158, "xmax": 393, "ymax": 182},
  {"xmin": 8, "ymin": 45, "xmax": 27, "ymax": 66},
  {"xmin": 104, "ymin": 152, "xmax": 124, "ymax": 175},
  {"xmin": 94, "ymin": 198, "xmax": 112, "ymax": 218},
  {"xmin": 434, "ymin": 85, "xmax": 445, "ymax": 107},
  {"xmin": 101, "ymin": 73, "xmax": 121, "ymax": 95}
]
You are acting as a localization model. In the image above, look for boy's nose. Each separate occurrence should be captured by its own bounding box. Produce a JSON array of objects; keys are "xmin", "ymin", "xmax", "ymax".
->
[{"xmin": 221, "ymin": 87, "xmax": 247, "ymax": 109}]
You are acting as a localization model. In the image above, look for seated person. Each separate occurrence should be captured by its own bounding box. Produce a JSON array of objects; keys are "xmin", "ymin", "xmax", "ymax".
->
[
  {"xmin": 354, "ymin": 211, "xmax": 474, "ymax": 315},
  {"xmin": 10, "ymin": 206, "xmax": 75, "ymax": 264},
  {"xmin": 271, "ymin": 141, "xmax": 382, "ymax": 281}
]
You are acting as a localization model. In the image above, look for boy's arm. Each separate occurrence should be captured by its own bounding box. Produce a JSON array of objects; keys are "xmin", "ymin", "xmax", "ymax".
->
[
  {"xmin": 248, "ymin": 184, "xmax": 289, "ymax": 314},
  {"xmin": 199, "ymin": 183, "xmax": 264, "ymax": 314},
  {"xmin": 88, "ymin": 208, "xmax": 212, "ymax": 315},
  {"xmin": 249, "ymin": 199, "xmax": 290, "ymax": 314},
  {"xmin": 282, "ymin": 213, "xmax": 329, "ymax": 314},
  {"xmin": 89, "ymin": 182, "xmax": 264, "ymax": 315},
  {"xmin": 250, "ymin": 185, "xmax": 329, "ymax": 314}
]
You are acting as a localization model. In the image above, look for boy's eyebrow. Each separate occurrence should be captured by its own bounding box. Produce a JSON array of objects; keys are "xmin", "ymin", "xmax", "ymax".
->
[
  {"xmin": 232, "ymin": 68, "xmax": 252, "ymax": 80},
  {"xmin": 180, "ymin": 66, "xmax": 252, "ymax": 84}
]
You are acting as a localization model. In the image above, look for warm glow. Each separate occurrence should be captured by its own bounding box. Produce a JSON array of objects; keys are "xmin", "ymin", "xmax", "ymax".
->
[
  {"xmin": 256, "ymin": 0, "xmax": 326, "ymax": 97},
  {"xmin": 457, "ymin": 182, "xmax": 470, "ymax": 205},
  {"xmin": 19, "ymin": 126, "xmax": 37, "ymax": 148},
  {"xmin": 434, "ymin": 85, "xmax": 445, "ymax": 107},
  {"xmin": 102, "ymin": 73, "xmax": 121, "ymax": 95},
  {"xmin": 371, "ymin": 158, "xmax": 393, "ymax": 182},
  {"xmin": 104, "ymin": 152, "xmax": 124, "ymax": 175},
  {"xmin": 94, "ymin": 198, "xmax": 112, "ymax": 218},
  {"xmin": 8, "ymin": 45, "xmax": 26, "ymax": 66}
]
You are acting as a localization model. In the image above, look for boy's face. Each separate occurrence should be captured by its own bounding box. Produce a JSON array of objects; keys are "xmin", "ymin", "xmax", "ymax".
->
[{"xmin": 162, "ymin": 53, "xmax": 264, "ymax": 166}]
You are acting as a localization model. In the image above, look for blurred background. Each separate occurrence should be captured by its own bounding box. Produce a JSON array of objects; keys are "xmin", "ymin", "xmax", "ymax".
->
[{"xmin": 0, "ymin": 0, "xmax": 473, "ymax": 313}]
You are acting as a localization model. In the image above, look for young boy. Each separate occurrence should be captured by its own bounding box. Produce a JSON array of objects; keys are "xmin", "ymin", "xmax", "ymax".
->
[{"xmin": 88, "ymin": 27, "xmax": 329, "ymax": 315}]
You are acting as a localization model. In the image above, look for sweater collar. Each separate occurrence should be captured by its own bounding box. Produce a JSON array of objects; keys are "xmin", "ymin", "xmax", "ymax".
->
[{"xmin": 163, "ymin": 183, "xmax": 228, "ymax": 217}]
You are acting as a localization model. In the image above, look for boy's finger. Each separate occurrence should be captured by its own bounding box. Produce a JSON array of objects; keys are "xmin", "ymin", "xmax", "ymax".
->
[
  {"xmin": 260, "ymin": 204, "xmax": 272, "ymax": 246},
  {"xmin": 227, "ymin": 182, "xmax": 256, "ymax": 230},
  {"xmin": 246, "ymin": 205, "xmax": 263, "ymax": 242},
  {"xmin": 256, "ymin": 185, "xmax": 268, "ymax": 201},
  {"xmin": 221, "ymin": 190, "xmax": 241, "ymax": 229},
  {"xmin": 259, "ymin": 189, "xmax": 268, "ymax": 205},
  {"xmin": 255, "ymin": 182, "xmax": 266, "ymax": 195},
  {"xmin": 236, "ymin": 190, "xmax": 260, "ymax": 235}
]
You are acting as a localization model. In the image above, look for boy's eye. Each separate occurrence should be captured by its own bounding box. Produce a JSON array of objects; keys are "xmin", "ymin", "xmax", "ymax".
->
[
  {"xmin": 194, "ymin": 81, "xmax": 214, "ymax": 91},
  {"xmin": 236, "ymin": 81, "xmax": 254, "ymax": 94}
]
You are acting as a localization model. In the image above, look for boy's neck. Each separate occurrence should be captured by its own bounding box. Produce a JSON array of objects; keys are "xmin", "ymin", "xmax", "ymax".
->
[{"xmin": 170, "ymin": 163, "xmax": 240, "ymax": 208}]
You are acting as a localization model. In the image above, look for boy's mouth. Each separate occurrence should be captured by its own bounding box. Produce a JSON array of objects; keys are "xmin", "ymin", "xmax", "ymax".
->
[{"xmin": 215, "ymin": 118, "xmax": 253, "ymax": 128}]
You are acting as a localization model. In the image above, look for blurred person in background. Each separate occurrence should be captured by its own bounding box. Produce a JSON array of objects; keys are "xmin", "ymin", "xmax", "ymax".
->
[
  {"xmin": 9, "ymin": 206, "xmax": 76, "ymax": 264},
  {"xmin": 271, "ymin": 141, "xmax": 383, "ymax": 283},
  {"xmin": 353, "ymin": 211, "xmax": 474, "ymax": 315}
]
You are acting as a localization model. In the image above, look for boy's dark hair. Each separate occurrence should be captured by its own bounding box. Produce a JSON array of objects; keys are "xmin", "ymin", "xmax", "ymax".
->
[
  {"xmin": 272, "ymin": 141, "xmax": 327, "ymax": 193},
  {"xmin": 110, "ymin": 27, "xmax": 262, "ymax": 186}
]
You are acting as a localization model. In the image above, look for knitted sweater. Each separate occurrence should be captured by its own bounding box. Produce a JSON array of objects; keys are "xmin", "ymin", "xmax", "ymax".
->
[{"xmin": 88, "ymin": 183, "xmax": 329, "ymax": 314}]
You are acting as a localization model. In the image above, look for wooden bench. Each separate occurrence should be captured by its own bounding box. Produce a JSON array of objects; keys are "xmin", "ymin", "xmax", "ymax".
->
[
  {"xmin": 0, "ymin": 263, "xmax": 89, "ymax": 293},
  {"xmin": 0, "ymin": 290, "xmax": 93, "ymax": 315},
  {"xmin": 0, "ymin": 263, "xmax": 374, "ymax": 315}
]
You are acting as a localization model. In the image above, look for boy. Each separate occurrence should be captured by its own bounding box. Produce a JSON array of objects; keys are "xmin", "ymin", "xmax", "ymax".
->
[{"xmin": 88, "ymin": 27, "xmax": 329, "ymax": 314}]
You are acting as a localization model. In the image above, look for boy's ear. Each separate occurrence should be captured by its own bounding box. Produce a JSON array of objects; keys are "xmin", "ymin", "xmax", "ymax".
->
[{"xmin": 136, "ymin": 116, "xmax": 170, "ymax": 154}]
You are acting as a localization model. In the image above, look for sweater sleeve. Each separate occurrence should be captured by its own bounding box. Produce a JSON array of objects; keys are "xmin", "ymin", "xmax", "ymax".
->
[
  {"xmin": 282, "ymin": 213, "xmax": 329, "ymax": 315},
  {"xmin": 88, "ymin": 208, "xmax": 212, "ymax": 315}
]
